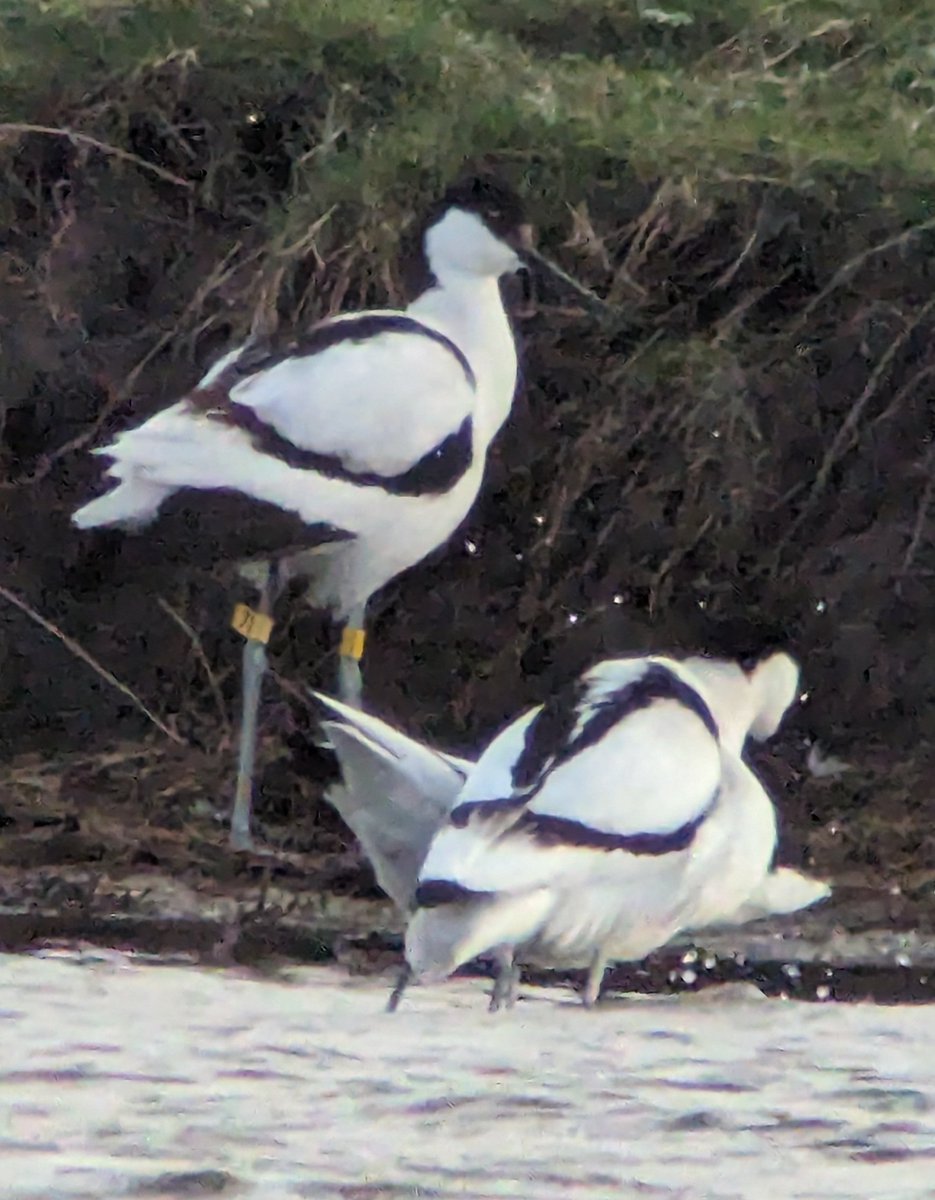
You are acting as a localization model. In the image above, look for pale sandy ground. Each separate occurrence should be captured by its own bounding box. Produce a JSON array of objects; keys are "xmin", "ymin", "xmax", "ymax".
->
[{"xmin": 2, "ymin": 954, "xmax": 935, "ymax": 1200}]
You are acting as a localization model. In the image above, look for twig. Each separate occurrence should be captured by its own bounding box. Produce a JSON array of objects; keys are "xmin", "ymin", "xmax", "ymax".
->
[
  {"xmin": 0, "ymin": 242, "xmax": 249, "ymax": 490},
  {"xmin": 269, "ymin": 666, "xmax": 322, "ymax": 713},
  {"xmin": 135, "ymin": 240, "xmax": 248, "ymax": 385},
  {"xmin": 248, "ymin": 206, "xmax": 338, "ymax": 337},
  {"xmin": 0, "ymin": 373, "xmax": 122, "ymax": 490},
  {"xmin": 0, "ymin": 123, "xmax": 194, "ymax": 190},
  {"xmin": 157, "ymin": 597, "xmax": 232, "ymax": 738},
  {"xmin": 771, "ymin": 295, "xmax": 935, "ymax": 559},
  {"xmin": 790, "ymin": 215, "xmax": 935, "ymax": 335},
  {"xmin": 897, "ymin": 445, "xmax": 935, "ymax": 594},
  {"xmin": 871, "ymin": 362, "xmax": 935, "ymax": 428},
  {"xmin": 523, "ymin": 247, "xmax": 621, "ymax": 322},
  {"xmin": 648, "ymin": 513, "xmax": 716, "ymax": 617},
  {"xmin": 0, "ymin": 584, "xmax": 185, "ymax": 744}
]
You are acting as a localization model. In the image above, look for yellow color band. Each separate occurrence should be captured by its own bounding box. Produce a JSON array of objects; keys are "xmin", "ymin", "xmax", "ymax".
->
[
  {"xmin": 231, "ymin": 603, "xmax": 274, "ymax": 645},
  {"xmin": 340, "ymin": 626, "xmax": 367, "ymax": 660}
]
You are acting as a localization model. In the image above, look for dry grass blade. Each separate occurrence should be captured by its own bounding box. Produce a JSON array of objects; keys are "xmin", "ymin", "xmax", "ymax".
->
[
  {"xmin": 790, "ymin": 215, "xmax": 935, "ymax": 334},
  {"xmin": 772, "ymin": 295, "xmax": 935, "ymax": 559},
  {"xmin": 157, "ymin": 597, "xmax": 232, "ymax": 740},
  {"xmin": 0, "ymin": 241, "xmax": 252, "ymax": 490},
  {"xmin": 0, "ymin": 584, "xmax": 185, "ymax": 745},
  {"xmin": 0, "ymin": 373, "xmax": 124, "ymax": 491},
  {"xmin": 0, "ymin": 123, "xmax": 195, "ymax": 190},
  {"xmin": 524, "ymin": 247, "xmax": 620, "ymax": 323},
  {"xmin": 897, "ymin": 444, "xmax": 935, "ymax": 594}
]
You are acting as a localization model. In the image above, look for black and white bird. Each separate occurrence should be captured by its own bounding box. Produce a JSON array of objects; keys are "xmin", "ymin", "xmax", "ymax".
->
[
  {"xmin": 373, "ymin": 649, "xmax": 806, "ymax": 1010},
  {"xmin": 316, "ymin": 671, "xmax": 829, "ymax": 929},
  {"xmin": 71, "ymin": 175, "xmax": 533, "ymax": 851}
]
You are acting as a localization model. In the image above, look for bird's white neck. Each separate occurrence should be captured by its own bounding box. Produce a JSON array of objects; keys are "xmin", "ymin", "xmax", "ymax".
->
[{"xmin": 407, "ymin": 272, "xmax": 518, "ymax": 446}]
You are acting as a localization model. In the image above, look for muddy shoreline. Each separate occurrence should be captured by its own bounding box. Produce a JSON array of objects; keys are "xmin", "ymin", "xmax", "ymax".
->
[
  {"xmin": 2, "ymin": 726, "xmax": 934, "ymax": 1007},
  {"xmin": 4, "ymin": 888, "xmax": 935, "ymax": 1007}
]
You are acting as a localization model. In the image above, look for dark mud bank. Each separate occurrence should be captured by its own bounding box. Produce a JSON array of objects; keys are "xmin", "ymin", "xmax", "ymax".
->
[{"xmin": 5, "ymin": 903, "xmax": 935, "ymax": 1007}]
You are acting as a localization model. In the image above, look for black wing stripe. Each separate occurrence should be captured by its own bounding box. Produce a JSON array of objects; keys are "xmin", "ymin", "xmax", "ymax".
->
[
  {"xmin": 63, "ymin": 489, "xmax": 355, "ymax": 594},
  {"xmin": 414, "ymin": 880, "xmax": 493, "ymax": 908},
  {"xmin": 517, "ymin": 790, "xmax": 718, "ymax": 855},
  {"xmin": 188, "ymin": 315, "xmax": 477, "ymax": 498},
  {"xmin": 229, "ymin": 314, "xmax": 477, "ymax": 390},
  {"xmin": 449, "ymin": 795, "xmax": 526, "ymax": 828},
  {"xmin": 511, "ymin": 663, "xmax": 720, "ymax": 791},
  {"xmin": 212, "ymin": 405, "xmax": 473, "ymax": 497}
]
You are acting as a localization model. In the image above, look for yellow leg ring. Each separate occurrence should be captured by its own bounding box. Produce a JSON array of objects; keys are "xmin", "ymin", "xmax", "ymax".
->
[
  {"xmin": 231, "ymin": 603, "xmax": 274, "ymax": 645},
  {"xmin": 340, "ymin": 626, "xmax": 367, "ymax": 660}
]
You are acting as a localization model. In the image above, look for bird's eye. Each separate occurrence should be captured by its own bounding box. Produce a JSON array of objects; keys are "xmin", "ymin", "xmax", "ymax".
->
[{"xmin": 487, "ymin": 208, "xmax": 503, "ymax": 220}]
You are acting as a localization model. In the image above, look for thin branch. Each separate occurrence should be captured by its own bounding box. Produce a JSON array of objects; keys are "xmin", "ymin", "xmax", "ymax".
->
[
  {"xmin": 0, "ymin": 123, "xmax": 194, "ymax": 190},
  {"xmin": 648, "ymin": 513, "xmax": 716, "ymax": 617},
  {"xmin": 0, "ymin": 584, "xmax": 185, "ymax": 744},
  {"xmin": 790, "ymin": 215, "xmax": 935, "ymax": 334},
  {"xmin": 871, "ymin": 362, "xmax": 935, "ymax": 429},
  {"xmin": 157, "ymin": 597, "xmax": 232, "ymax": 738},
  {"xmin": 0, "ymin": 372, "xmax": 120, "ymax": 491},
  {"xmin": 0, "ymin": 242, "xmax": 249, "ymax": 490},
  {"xmin": 712, "ymin": 217, "xmax": 762, "ymax": 291},
  {"xmin": 897, "ymin": 445, "xmax": 935, "ymax": 593},
  {"xmin": 772, "ymin": 295, "xmax": 935, "ymax": 559}
]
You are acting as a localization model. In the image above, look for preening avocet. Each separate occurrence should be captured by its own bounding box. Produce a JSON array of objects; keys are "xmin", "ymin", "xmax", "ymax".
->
[
  {"xmin": 71, "ymin": 175, "xmax": 534, "ymax": 850},
  {"xmin": 384, "ymin": 650, "xmax": 805, "ymax": 1010},
  {"xmin": 316, "ymin": 675, "xmax": 829, "ymax": 928}
]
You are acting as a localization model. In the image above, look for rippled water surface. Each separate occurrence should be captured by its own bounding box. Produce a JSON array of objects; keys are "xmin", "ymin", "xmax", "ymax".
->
[{"xmin": 2, "ymin": 953, "xmax": 935, "ymax": 1198}]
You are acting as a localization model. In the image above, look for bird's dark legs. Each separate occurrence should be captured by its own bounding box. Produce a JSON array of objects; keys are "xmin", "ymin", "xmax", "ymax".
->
[
  {"xmin": 582, "ymin": 951, "xmax": 608, "ymax": 1008},
  {"xmin": 489, "ymin": 947, "xmax": 520, "ymax": 1013},
  {"xmin": 388, "ymin": 951, "xmax": 520, "ymax": 1014},
  {"xmin": 230, "ymin": 563, "xmax": 282, "ymax": 851},
  {"xmin": 337, "ymin": 602, "xmax": 367, "ymax": 708},
  {"xmin": 386, "ymin": 963, "xmax": 413, "ymax": 1012}
]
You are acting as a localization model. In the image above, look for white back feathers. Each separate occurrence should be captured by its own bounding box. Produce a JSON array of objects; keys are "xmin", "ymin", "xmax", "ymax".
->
[{"xmin": 397, "ymin": 649, "xmax": 807, "ymax": 1007}]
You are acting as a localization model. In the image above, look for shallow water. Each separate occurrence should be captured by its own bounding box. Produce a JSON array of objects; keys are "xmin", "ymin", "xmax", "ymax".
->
[{"xmin": 2, "ymin": 954, "xmax": 935, "ymax": 1199}]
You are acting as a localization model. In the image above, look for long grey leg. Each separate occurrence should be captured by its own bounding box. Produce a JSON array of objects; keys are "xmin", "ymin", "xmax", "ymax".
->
[
  {"xmin": 230, "ymin": 563, "xmax": 281, "ymax": 851},
  {"xmin": 386, "ymin": 963, "xmax": 413, "ymax": 1013},
  {"xmin": 489, "ymin": 948, "xmax": 520, "ymax": 1014},
  {"xmin": 583, "ymin": 952, "xmax": 608, "ymax": 1008},
  {"xmin": 337, "ymin": 602, "xmax": 367, "ymax": 709}
]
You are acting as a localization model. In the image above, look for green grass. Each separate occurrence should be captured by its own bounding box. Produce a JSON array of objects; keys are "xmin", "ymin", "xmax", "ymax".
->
[{"xmin": 2, "ymin": 0, "xmax": 934, "ymax": 245}]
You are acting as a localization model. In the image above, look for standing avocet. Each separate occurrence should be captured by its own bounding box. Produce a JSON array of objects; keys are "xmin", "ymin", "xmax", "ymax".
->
[
  {"xmin": 71, "ymin": 175, "xmax": 534, "ymax": 850},
  {"xmin": 383, "ymin": 650, "xmax": 803, "ymax": 1009},
  {"xmin": 315, "ymin": 658, "xmax": 829, "ymax": 931}
]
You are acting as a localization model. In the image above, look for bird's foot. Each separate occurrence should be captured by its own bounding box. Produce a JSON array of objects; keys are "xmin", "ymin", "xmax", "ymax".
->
[
  {"xmin": 386, "ymin": 964, "xmax": 413, "ymax": 1013},
  {"xmin": 229, "ymin": 826, "xmax": 255, "ymax": 854},
  {"xmin": 488, "ymin": 957, "xmax": 520, "ymax": 1013}
]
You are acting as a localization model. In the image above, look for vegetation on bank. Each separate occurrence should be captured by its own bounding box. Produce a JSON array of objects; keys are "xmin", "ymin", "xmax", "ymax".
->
[{"xmin": 3, "ymin": 0, "xmax": 935, "ymax": 238}]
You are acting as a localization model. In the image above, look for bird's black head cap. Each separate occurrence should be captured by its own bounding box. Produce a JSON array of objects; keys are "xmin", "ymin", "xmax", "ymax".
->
[{"xmin": 435, "ymin": 173, "xmax": 528, "ymax": 241}]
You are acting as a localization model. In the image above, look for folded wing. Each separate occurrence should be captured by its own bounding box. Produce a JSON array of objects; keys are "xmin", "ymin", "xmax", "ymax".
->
[
  {"xmin": 419, "ymin": 659, "xmax": 724, "ymax": 899},
  {"xmin": 73, "ymin": 316, "xmax": 478, "ymax": 531}
]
